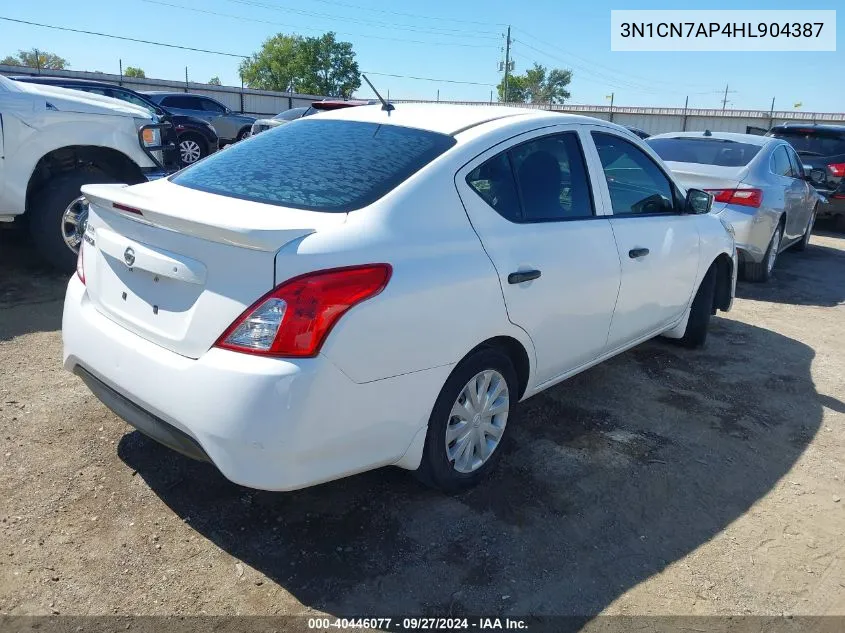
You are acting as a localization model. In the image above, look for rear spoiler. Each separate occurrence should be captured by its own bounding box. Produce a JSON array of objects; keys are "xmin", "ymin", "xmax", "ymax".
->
[{"xmin": 81, "ymin": 184, "xmax": 317, "ymax": 252}]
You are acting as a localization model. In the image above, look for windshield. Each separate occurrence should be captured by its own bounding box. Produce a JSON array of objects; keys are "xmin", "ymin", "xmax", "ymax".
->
[
  {"xmin": 273, "ymin": 107, "xmax": 307, "ymax": 121},
  {"xmin": 647, "ymin": 138, "xmax": 762, "ymax": 167},
  {"xmin": 172, "ymin": 119, "xmax": 456, "ymax": 212},
  {"xmin": 769, "ymin": 130, "xmax": 845, "ymax": 157}
]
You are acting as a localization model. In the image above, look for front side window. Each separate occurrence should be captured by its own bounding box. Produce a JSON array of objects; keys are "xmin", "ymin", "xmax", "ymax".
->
[
  {"xmin": 771, "ymin": 146, "xmax": 794, "ymax": 177},
  {"xmin": 172, "ymin": 119, "xmax": 456, "ymax": 212},
  {"xmin": 592, "ymin": 132, "xmax": 675, "ymax": 215},
  {"xmin": 108, "ymin": 89, "xmax": 156, "ymax": 115},
  {"xmin": 466, "ymin": 132, "xmax": 594, "ymax": 223},
  {"xmin": 785, "ymin": 147, "xmax": 804, "ymax": 179},
  {"xmin": 162, "ymin": 95, "xmax": 201, "ymax": 110}
]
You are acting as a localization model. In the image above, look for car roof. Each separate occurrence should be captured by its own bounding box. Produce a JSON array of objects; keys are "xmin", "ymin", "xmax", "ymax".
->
[
  {"xmin": 307, "ymin": 103, "xmax": 593, "ymax": 136},
  {"xmin": 648, "ymin": 131, "xmax": 774, "ymax": 147},
  {"xmin": 11, "ymin": 75, "xmax": 132, "ymax": 90},
  {"xmin": 770, "ymin": 122, "xmax": 845, "ymax": 134}
]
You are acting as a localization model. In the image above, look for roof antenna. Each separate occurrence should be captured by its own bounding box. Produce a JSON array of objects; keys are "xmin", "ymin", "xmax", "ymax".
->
[{"xmin": 362, "ymin": 74, "xmax": 394, "ymax": 113}]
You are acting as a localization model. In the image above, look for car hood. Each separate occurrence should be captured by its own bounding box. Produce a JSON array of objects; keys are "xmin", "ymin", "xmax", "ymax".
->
[{"xmin": 3, "ymin": 76, "xmax": 150, "ymax": 118}]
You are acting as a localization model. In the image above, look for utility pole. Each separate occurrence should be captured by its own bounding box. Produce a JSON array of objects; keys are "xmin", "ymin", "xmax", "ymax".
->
[
  {"xmin": 437, "ymin": 89, "xmax": 440, "ymax": 102},
  {"xmin": 682, "ymin": 95, "xmax": 689, "ymax": 131},
  {"xmin": 721, "ymin": 84, "xmax": 729, "ymax": 111},
  {"xmin": 119, "ymin": 59, "xmax": 123, "ymax": 86},
  {"xmin": 503, "ymin": 25, "xmax": 512, "ymax": 103},
  {"xmin": 608, "ymin": 92, "xmax": 615, "ymax": 122},
  {"xmin": 184, "ymin": 67, "xmax": 189, "ymax": 92},
  {"xmin": 34, "ymin": 48, "xmax": 41, "ymax": 74}
]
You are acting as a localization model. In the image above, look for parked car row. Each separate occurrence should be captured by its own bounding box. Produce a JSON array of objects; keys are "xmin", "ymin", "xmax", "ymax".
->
[{"xmin": 250, "ymin": 99, "xmax": 377, "ymax": 135}]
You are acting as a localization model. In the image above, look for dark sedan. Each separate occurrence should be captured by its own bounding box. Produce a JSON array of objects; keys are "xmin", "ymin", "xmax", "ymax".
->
[{"xmin": 11, "ymin": 76, "xmax": 220, "ymax": 166}]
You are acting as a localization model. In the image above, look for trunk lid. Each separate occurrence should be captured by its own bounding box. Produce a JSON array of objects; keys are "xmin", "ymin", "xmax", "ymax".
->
[
  {"xmin": 80, "ymin": 179, "xmax": 347, "ymax": 358},
  {"xmin": 663, "ymin": 162, "xmax": 746, "ymax": 212}
]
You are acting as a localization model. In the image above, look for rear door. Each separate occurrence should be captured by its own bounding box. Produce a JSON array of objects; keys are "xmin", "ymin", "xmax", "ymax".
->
[
  {"xmin": 785, "ymin": 144, "xmax": 815, "ymax": 235},
  {"xmin": 455, "ymin": 126, "xmax": 621, "ymax": 385},
  {"xmin": 161, "ymin": 95, "xmax": 206, "ymax": 120},
  {"xmin": 588, "ymin": 130, "xmax": 701, "ymax": 350},
  {"xmin": 198, "ymin": 97, "xmax": 233, "ymax": 140}
]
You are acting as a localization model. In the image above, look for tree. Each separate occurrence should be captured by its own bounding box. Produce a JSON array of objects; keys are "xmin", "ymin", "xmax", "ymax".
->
[
  {"xmin": 239, "ymin": 32, "xmax": 360, "ymax": 97},
  {"xmin": 208, "ymin": 76, "xmax": 222, "ymax": 86},
  {"xmin": 498, "ymin": 63, "xmax": 571, "ymax": 105},
  {"xmin": 124, "ymin": 66, "xmax": 145, "ymax": 78},
  {"xmin": 1, "ymin": 49, "xmax": 68, "ymax": 70},
  {"xmin": 497, "ymin": 74, "xmax": 528, "ymax": 103}
]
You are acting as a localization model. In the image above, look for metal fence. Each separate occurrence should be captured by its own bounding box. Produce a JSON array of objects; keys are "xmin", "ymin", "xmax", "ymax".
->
[
  {"xmin": 4, "ymin": 64, "xmax": 844, "ymax": 135},
  {"xmin": 0, "ymin": 65, "xmax": 324, "ymax": 117}
]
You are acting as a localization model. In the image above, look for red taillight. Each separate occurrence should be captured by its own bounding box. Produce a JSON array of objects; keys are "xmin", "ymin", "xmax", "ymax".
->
[
  {"xmin": 215, "ymin": 264, "xmax": 392, "ymax": 358},
  {"xmin": 827, "ymin": 163, "xmax": 845, "ymax": 177},
  {"xmin": 705, "ymin": 188, "xmax": 763, "ymax": 208},
  {"xmin": 76, "ymin": 243, "xmax": 85, "ymax": 285}
]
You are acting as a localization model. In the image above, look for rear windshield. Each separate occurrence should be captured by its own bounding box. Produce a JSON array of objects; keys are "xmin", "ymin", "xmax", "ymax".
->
[
  {"xmin": 171, "ymin": 119, "xmax": 456, "ymax": 212},
  {"xmin": 647, "ymin": 138, "xmax": 762, "ymax": 167},
  {"xmin": 768, "ymin": 130, "xmax": 845, "ymax": 157}
]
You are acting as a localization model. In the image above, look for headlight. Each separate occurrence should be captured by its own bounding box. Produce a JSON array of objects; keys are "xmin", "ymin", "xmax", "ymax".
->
[{"xmin": 134, "ymin": 116, "xmax": 163, "ymax": 164}]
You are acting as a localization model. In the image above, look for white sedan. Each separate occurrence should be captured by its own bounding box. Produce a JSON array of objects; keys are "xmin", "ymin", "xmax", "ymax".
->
[{"xmin": 62, "ymin": 104, "xmax": 736, "ymax": 492}]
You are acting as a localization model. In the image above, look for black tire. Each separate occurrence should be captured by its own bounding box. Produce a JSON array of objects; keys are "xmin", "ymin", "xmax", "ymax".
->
[
  {"xmin": 415, "ymin": 348, "xmax": 518, "ymax": 492},
  {"xmin": 236, "ymin": 127, "xmax": 252, "ymax": 142},
  {"xmin": 678, "ymin": 264, "xmax": 716, "ymax": 349},
  {"xmin": 177, "ymin": 133, "xmax": 208, "ymax": 166},
  {"xmin": 794, "ymin": 208, "xmax": 816, "ymax": 252},
  {"xmin": 743, "ymin": 223, "xmax": 782, "ymax": 283},
  {"xmin": 28, "ymin": 167, "xmax": 119, "ymax": 273}
]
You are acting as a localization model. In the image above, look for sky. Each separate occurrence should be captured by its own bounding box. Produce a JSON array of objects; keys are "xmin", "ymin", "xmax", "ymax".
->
[{"xmin": 0, "ymin": 0, "xmax": 842, "ymax": 112}]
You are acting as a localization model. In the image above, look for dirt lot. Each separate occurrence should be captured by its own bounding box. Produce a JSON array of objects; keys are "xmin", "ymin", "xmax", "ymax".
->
[{"xmin": 1, "ymin": 227, "xmax": 843, "ymax": 620}]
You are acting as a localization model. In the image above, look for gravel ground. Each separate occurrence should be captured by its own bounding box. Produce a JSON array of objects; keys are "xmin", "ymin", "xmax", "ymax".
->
[{"xmin": 0, "ymin": 227, "xmax": 843, "ymax": 619}]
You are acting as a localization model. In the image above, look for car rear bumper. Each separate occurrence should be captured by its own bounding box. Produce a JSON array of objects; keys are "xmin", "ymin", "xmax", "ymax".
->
[
  {"xmin": 62, "ymin": 276, "xmax": 449, "ymax": 490},
  {"xmin": 717, "ymin": 205, "xmax": 778, "ymax": 263},
  {"xmin": 817, "ymin": 194, "xmax": 845, "ymax": 217}
]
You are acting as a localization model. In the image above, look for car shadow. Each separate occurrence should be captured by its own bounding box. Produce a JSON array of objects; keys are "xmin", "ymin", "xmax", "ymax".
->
[
  {"xmin": 118, "ymin": 313, "xmax": 822, "ymax": 617},
  {"xmin": 0, "ymin": 230, "xmax": 67, "ymax": 341},
  {"xmin": 734, "ymin": 225, "xmax": 845, "ymax": 308}
]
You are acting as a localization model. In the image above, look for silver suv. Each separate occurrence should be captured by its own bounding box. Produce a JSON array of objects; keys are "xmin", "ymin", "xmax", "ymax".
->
[{"xmin": 143, "ymin": 92, "xmax": 255, "ymax": 145}]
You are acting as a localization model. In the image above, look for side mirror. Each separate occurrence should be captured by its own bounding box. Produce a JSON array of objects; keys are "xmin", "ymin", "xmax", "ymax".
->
[
  {"xmin": 806, "ymin": 168, "xmax": 826, "ymax": 185},
  {"xmin": 684, "ymin": 188, "xmax": 713, "ymax": 215}
]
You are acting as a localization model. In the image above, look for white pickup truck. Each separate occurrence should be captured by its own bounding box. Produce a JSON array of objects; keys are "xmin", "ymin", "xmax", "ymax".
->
[{"xmin": 0, "ymin": 74, "xmax": 173, "ymax": 271}]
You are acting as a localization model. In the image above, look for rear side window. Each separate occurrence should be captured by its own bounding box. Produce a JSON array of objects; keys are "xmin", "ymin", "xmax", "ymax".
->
[
  {"xmin": 466, "ymin": 132, "xmax": 594, "ymax": 223},
  {"xmin": 769, "ymin": 129, "xmax": 845, "ymax": 157},
  {"xmin": 771, "ymin": 146, "xmax": 794, "ymax": 177},
  {"xmin": 172, "ymin": 119, "xmax": 456, "ymax": 212},
  {"xmin": 647, "ymin": 138, "xmax": 762, "ymax": 167},
  {"xmin": 200, "ymin": 98, "xmax": 226, "ymax": 113}
]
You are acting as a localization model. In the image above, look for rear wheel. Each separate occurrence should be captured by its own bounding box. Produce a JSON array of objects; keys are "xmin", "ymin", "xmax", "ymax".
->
[
  {"xmin": 678, "ymin": 265, "xmax": 716, "ymax": 348},
  {"xmin": 178, "ymin": 133, "xmax": 207, "ymax": 165},
  {"xmin": 743, "ymin": 223, "xmax": 782, "ymax": 283},
  {"xmin": 29, "ymin": 167, "xmax": 119, "ymax": 272},
  {"xmin": 236, "ymin": 127, "xmax": 251, "ymax": 142},
  {"xmin": 794, "ymin": 208, "xmax": 816, "ymax": 252},
  {"xmin": 416, "ymin": 348, "xmax": 517, "ymax": 492}
]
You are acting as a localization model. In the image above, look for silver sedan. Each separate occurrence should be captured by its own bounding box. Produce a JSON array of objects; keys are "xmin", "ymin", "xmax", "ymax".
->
[{"xmin": 648, "ymin": 131, "xmax": 821, "ymax": 282}]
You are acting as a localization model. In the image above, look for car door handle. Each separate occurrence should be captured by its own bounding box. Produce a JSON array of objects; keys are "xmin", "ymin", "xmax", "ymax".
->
[
  {"xmin": 508, "ymin": 270, "xmax": 542, "ymax": 284},
  {"xmin": 628, "ymin": 248, "xmax": 650, "ymax": 259}
]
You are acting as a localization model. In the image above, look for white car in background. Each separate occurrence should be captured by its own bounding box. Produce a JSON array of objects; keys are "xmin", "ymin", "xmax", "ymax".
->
[
  {"xmin": 648, "ymin": 131, "xmax": 820, "ymax": 282},
  {"xmin": 63, "ymin": 104, "xmax": 736, "ymax": 492}
]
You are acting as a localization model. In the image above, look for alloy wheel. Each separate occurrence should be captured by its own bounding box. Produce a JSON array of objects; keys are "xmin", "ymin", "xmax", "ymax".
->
[
  {"xmin": 180, "ymin": 139, "xmax": 202, "ymax": 164},
  {"xmin": 62, "ymin": 196, "xmax": 89, "ymax": 254},
  {"xmin": 445, "ymin": 369, "xmax": 509, "ymax": 473}
]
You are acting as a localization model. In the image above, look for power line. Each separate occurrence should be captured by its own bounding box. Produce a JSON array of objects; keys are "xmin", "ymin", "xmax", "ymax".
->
[
  {"xmin": 0, "ymin": 16, "xmax": 249, "ymax": 57},
  {"xmin": 513, "ymin": 27, "xmax": 714, "ymax": 92},
  {"xmin": 362, "ymin": 71, "xmax": 495, "ymax": 87},
  {"xmin": 142, "ymin": 0, "xmax": 498, "ymax": 48},
  {"xmin": 306, "ymin": 0, "xmax": 506, "ymax": 27},
  {"xmin": 223, "ymin": 0, "xmax": 501, "ymax": 38}
]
